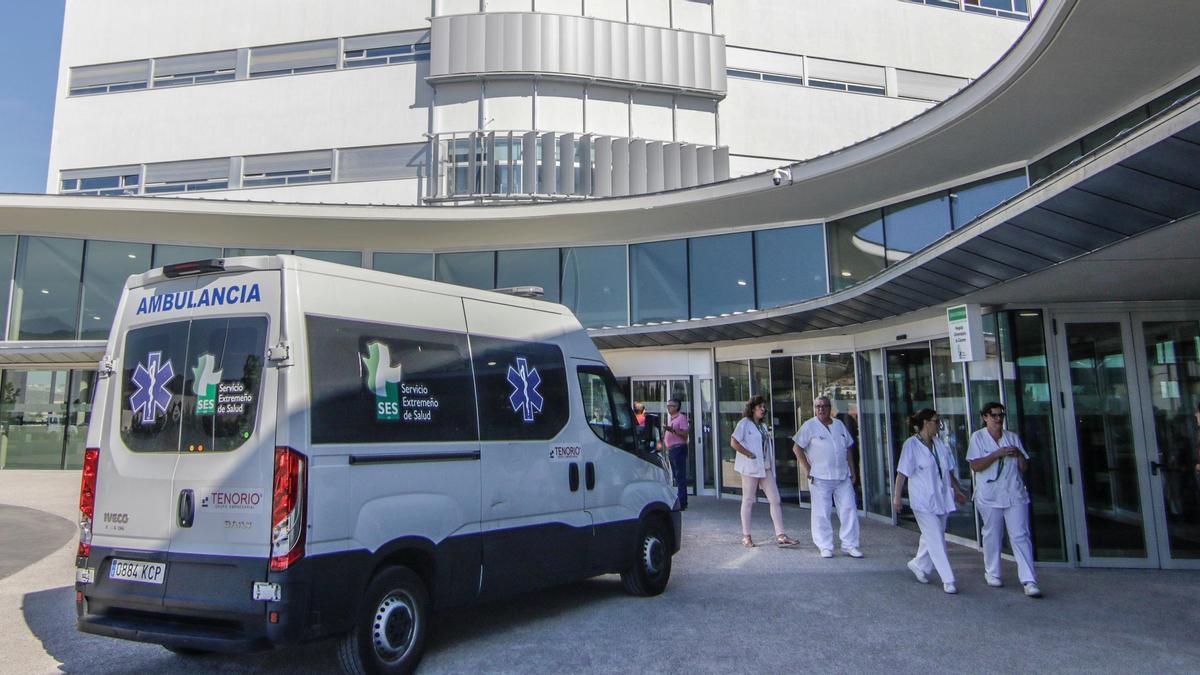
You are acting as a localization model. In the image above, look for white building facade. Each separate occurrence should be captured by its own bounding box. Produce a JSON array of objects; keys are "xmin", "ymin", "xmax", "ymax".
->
[{"xmin": 47, "ymin": 0, "xmax": 1030, "ymax": 205}]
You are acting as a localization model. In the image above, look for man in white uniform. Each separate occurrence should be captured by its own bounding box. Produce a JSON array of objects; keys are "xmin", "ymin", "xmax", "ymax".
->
[
  {"xmin": 967, "ymin": 402, "xmax": 1041, "ymax": 598},
  {"xmin": 793, "ymin": 396, "xmax": 862, "ymax": 558}
]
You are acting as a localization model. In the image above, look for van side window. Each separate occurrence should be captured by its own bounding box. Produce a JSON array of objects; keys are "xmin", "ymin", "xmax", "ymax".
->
[
  {"xmin": 577, "ymin": 364, "xmax": 638, "ymax": 455},
  {"xmin": 307, "ymin": 315, "xmax": 478, "ymax": 444},
  {"xmin": 470, "ymin": 335, "xmax": 569, "ymax": 441}
]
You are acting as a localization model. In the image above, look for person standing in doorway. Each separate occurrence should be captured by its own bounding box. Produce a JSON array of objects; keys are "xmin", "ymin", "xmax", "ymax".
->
[
  {"xmin": 793, "ymin": 396, "xmax": 862, "ymax": 559},
  {"xmin": 732, "ymin": 395, "xmax": 800, "ymax": 548},
  {"xmin": 893, "ymin": 408, "xmax": 967, "ymax": 594},
  {"xmin": 968, "ymin": 402, "xmax": 1042, "ymax": 598},
  {"xmin": 663, "ymin": 399, "xmax": 690, "ymax": 511}
]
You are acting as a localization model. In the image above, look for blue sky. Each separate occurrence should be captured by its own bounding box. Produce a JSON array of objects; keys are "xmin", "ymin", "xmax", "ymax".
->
[{"xmin": 0, "ymin": 1, "xmax": 65, "ymax": 194}]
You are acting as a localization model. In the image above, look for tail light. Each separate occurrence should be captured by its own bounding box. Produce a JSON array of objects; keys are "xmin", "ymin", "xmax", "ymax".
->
[
  {"xmin": 78, "ymin": 447, "xmax": 100, "ymax": 558},
  {"xmin": 269, "ymin": 446, "xmax": 307, "ymax": 572}
]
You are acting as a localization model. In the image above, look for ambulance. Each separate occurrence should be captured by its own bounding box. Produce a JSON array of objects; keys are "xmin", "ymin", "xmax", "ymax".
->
[{"xmin": 74, "ymin": 255, "xmax": 680, "ymax": 674}]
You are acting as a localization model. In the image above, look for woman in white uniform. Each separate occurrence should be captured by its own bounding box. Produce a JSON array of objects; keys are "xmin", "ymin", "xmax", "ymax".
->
[
  {"xmin": 892, "ymin": 408, "xmax": 967, "ymax": 594},
  {"xmin": 967, "ymin": 402, "xmax": 1042, "ymax": 598},
  {"xmin": 731, "ymin": 395, "xmax": 800, "ymax": 548}
]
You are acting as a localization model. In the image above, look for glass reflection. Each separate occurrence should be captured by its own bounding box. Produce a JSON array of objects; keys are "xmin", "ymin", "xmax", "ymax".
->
[
  {"xmin": 951, "ymin": 170, "xmax": 1027, "ymax": 228},
  {"xmin": 827, "ymin": 210, "xmax": 884, "ymax": 291},
  {"xmin": 435, "ymin": 251, "xmax": 494, "ymax": 289},
  {"xmin": 883, "ymin": 193, "xmax": 951, "ymax": 263},
  {"xmin": 630, "ymin": 240, "xmax": 687, "ymax": 324},
  {"xmin": 496, "ymin": 249, "xmax": 560, "ymax": 302},
  {"xmin": 561, "ymin": 246, "xmax": 627, "ymax": 328},
  {"xmin": 718, "ymin": 359, "xmax": 751, "ymax": 494},
  {"xmin": 932, "ymin": 338, "xmax": 975, "ymax": 542},
  {"xmin": 755, "ymin": 224, "xmax": 827, "ymax": 309},
  {"xmin": 79, "ymin": 240, "xmax": 152, "ymax": 339},
  {"xmin": 12, "ymin": 236, "xmax": 84, "ymax": 340},
  {"xmin": 152, "ymin": 244, "xmax": 221, "ymax": 268},
  {"xmin": 373, "ymin": 252, "xmax": 433, "ymax": 279},
  {"xmin": 689, "ymin": 233, "xmax": 754, "ymax": 317}
]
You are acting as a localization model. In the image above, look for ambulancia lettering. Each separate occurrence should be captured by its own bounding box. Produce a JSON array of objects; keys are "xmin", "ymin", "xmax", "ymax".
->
[{"xmin": 135, "ymin": 283, "xmax": 262, "ymax": 315}]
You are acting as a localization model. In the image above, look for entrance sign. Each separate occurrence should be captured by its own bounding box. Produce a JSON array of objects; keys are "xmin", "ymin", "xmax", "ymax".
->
[{"xmin": 947, "ymin": 304, "xmax": 984, "ymax": 363}]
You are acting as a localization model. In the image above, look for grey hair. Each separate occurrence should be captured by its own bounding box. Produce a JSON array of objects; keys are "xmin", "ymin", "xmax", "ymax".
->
[{"xmin": 813, "ymin": 395, "xmax": 832, "ymax": 405}]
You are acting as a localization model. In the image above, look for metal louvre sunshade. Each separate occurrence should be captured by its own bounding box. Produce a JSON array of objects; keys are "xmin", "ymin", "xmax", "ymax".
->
[{"xmin": 589, "ymin": 107, "xmax": 1200, "ymax": 350}]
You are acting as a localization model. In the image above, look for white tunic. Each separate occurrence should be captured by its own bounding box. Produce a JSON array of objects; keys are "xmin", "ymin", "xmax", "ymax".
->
[
  {"xmin": 732, "ymin": 417, "xmax": 773, "ymax": 478},
  {"xmin": 793, "ymin": 417, "xmax": 855, "ymax": 481},
  {"xmin": 897, "ymin": 435, "xmax": 958, "ymax": 515},
  {"xmin": 966, "ymin": 428, "xmax": 1030, "ymax": 508}
]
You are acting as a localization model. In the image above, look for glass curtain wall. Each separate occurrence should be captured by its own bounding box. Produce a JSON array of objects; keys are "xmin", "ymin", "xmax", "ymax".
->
[
  {"xmin": 857, "ymin": 350, "xmax": 891, "ymax": 517},
  {"xmin": 11, "ymin": 237, "xmax": 85, "ymax": 340},
  {"xmin": 770, "ymin": 356, "xmax": 799, "ymax": 504},
  {"xmin": 0, "ymin": 369, "xmax": 95, "ymax": 470},
  {"xmin": 932, "ymin": 338, "xmax": 975, "ymax": 541},
  {"xmin": 886, "ymin": 345, "xmax": 935, "ymax": 533},
  {"xmin": 79, "ymin": 240, "xmax": 152, "ymax": 339},
  {"xmin": 717, "ymin": 360, "xmax": 751, "ymax": 494},
  {"xmin": 561, "ymin": 245, "xmax": 627, "ymax": 329},
  {"xmin": 814, "ymin": 353, "xmax": 862, "ymax": 503}
]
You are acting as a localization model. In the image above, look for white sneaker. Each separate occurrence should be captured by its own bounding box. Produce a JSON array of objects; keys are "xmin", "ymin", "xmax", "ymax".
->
[
  {"xmin": 843, "ymin": 547, "xmax": 864, "ymax": 558},
  {"xmin": 985, "ymin": 574, "xmax": 1002, "ymax": 588},
  {"xmin": 820, "ymin": 549, "xmax": 834, "ymax": 558},
  {"xmin": 1023, "ymin": 583, "xmax": 1042, "ymax": 598},
  {"xmin": 906, "ymin": 560, "xmax": 929, "ymax": 584},
  {"xmin": 943, "ymin": 583, "xmax": 958, "ymax": 594}
]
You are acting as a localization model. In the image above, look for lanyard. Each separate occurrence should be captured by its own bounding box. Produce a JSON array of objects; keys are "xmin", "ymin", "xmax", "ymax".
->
[
  {"xmin": 986, "ymin": 433, "xmax": 1006, "ymax": 483},
  {"xmin": 916, "ymin": 435, "xmax": 942, "ymax": 479}
]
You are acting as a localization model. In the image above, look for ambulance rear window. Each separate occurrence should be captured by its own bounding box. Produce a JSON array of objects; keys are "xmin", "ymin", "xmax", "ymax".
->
[{"xmin": 120, "ymin": 316, "xmax": 267, "ymax": 453}]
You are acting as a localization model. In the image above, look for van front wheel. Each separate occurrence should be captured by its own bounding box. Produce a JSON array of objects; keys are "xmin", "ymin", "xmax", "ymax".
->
[
  {"xmin": 621, "ymin": 516, "xmax": 672, "ymax": 596},
  {"xmin": 338, "ymin": 566, "xmax": 429, "ymax": 675}
]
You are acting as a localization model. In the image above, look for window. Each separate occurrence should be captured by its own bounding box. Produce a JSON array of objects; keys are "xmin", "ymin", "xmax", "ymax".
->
[
  {"xmin": 11, "ymin": 236, "xmax": 84, "ymax": 340},
  {"xmin": 153, "ymin": 244, "xmax": 221, "ymax": 268},
  {"xmin": 727, "ymin": 69, "xmax": 761, "ymax": 80},
  {"xmin": 68, "ymin": 60, "xmax": 150, "ymax": 95},
  {"xmin": 883, "ymin": 192, "xmax": 952, "ymax": 261},
  {"xmin": 79, "ymin": 240, "xmax": 152, "ymax": 339},
  {"xmin": 153, "ymin": 50, "xmax": 236, "ymax": 88},
  {"xmin": 950, "ymin": 170, "xmax": 1027, "ymax": 228},
  {"xmin": 561, "ymin": 246, "xmax": 627, "ymax": 328},
  {"xmin": 826, "ymin": 210, "xmax": 885, "ymax": 291},
  {"xmin": 249, "ymin": 39, "xmax": 338, "ymax": 78},
  {"xmin": 144, "ymin": 158, "xmax": 230, "ymax": 193},
  {"xmin": 754, "ymin": 224, "xmax": 827, "ymax": 308},
  {"xmin": 964, "ymin": 0, "xmax": 1030, "ymax": 19},
  {"xmin": 807, "ymin": 57, "xmax": 886, "ymax": 96},
  {"xmin": 373, "ymin": 253, "xmax": 433, "ymax": 280},
  {"xmin": 338, "ymin": 144, "xmax": 426, "ymax": 182},
  {"xmin": 496, "ymin": 249, "xmax": 560, "ymax": 302},
  {"xmin": 895, "ymin": 69, "xmax": 969, "ymax": 102},
  {"xmin": 60, "ymin": 167, "xmax": 141, "ymax": 196},
  {"xmin": 306, "ymin": 315, "xmax": 477, "ymax": 444},
  {"xmin": 0, "ymin": 236, "xmax": 16, "ymax": 337},
  {"xmin": 121, "ymin": 317, "xmax": 267, "ymax": 453},
  {"xmin": 342, "ymin": 30, "xmax": 431, "ymax": 68},
  {"xmin": 243, "ymin": 151, "xmax": 332, "ymax": 187},
  {"xmin": 689, "ymin": 233, "xmax": 754, "ymax": 317},
  {"xmin": 435, "ymin": 251, "xmax": 494, "ymax": 290},
  {"xmin": 762, "ymin": 73, "xmax": 804, "ymax": 86},
  {"xmin": 471, "ymin": 336, "xmax": 569, "ymax": 441},
  {"xmin": 577, "ymin": 364, "xmax": 638, "ymax": 455},
  {"xmin": 630, "ymin": 239, "xmax": 688, "ymax": 324}
]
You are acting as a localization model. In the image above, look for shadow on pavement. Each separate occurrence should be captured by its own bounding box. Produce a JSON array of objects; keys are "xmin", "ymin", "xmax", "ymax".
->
[
  {"xmin": 0, "ymin": 504, "xmax": 75, "ymax": 580},
  {"xmin": 21, "ymin": 577, "xmax": 628, "ymax": 673}
]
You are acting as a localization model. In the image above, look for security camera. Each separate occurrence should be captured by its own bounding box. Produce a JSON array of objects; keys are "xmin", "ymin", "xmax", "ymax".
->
[{"xmin": 772, "ymin": 167, "xmax": 792, "ymax": 186}]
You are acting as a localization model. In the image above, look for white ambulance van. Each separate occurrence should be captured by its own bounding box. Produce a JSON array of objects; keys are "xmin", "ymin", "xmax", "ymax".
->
[{"xmin": 75, "ymin": 255, "xmax": 680, "ymax": 673}]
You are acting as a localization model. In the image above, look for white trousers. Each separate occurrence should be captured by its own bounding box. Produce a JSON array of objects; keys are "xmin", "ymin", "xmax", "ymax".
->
[
  {"xmin": 979, "ymin": 502, "xmax": 1037, "ymax": 584},
  {"xmin": 911, "ymin": 510, "xmax": 955, "ymax": 584},
  {"xmin": 809, "ymin": 477, "xmax": 859, "ymax": 550}
]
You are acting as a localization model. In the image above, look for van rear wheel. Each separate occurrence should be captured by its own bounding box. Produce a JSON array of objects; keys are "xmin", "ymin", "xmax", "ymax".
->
[
  {"xmin": 338, "ymin": 566, "xmax": 429, "ymax": 675},
  {"xmin": 621, "ymin": 516, "xmax": 672, "ymax": 596}
]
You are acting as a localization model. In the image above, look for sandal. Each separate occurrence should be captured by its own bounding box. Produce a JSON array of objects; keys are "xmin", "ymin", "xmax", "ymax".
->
[
  {"xmin": 776, "ymin": 534, "xmax": 800, "ymax": 548},
  {"xmin": 741, "ymin": 535, "xmax": 756, "ymax": 548}
]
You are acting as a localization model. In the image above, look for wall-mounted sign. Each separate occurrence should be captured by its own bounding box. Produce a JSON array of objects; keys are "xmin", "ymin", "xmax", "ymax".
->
[{"xmin": 947, "ymin": 304, "xmax": 985, "ymax": 363}]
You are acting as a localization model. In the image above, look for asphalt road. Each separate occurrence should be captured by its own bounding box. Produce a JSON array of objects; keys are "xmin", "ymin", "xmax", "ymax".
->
[{"xmin": 4, "ymin": 471, "xmax": 1200, "ymax": 674}]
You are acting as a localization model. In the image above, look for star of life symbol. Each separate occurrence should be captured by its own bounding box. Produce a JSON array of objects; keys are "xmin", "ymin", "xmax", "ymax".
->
[
  {"xmin": 506, "ymin": 357, "xmax": 544, "ymax": 423},
  {"xmin": 130, "ymin": 351, "xmax": 176, "ymax": 425}
]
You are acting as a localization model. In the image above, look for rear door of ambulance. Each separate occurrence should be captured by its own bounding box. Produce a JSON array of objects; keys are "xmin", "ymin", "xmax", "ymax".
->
[{"xmin": 88, "ymin": 262, "xmax": 280, "ymax": 621}]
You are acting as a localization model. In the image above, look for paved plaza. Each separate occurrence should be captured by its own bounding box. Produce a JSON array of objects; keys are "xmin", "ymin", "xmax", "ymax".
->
[{"xmin": 2, "ymin": 469, "xmax": 1198, "ymax": 674}]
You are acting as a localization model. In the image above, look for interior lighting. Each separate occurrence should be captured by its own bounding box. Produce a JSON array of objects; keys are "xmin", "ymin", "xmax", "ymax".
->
[
  {"xmin": 40, "ymin": 289, "xmax": 49, "ymax": 294},
  {"xmin": 736, "ymin": 280, "xmax": 747, "ymax": 286},
  {"xmin": 840, "ymin": 271, "xmax": 852, "ymax": 278},
  {"xmin": 92, "ymin": 315, "xmax": 102, "ymax": 321},
  {"xmin": 1019, "ymin": 311, "xmax": 1039, "ymax": 317},
  {"xmin": 127, "ymin": 253, "xmax": 137, "ymax": 259}
]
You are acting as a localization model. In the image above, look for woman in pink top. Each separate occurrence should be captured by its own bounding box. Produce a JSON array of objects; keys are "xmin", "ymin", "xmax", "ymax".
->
[{"xmin": 663, "ymin": 399, "xmax": 690, "ymax": 511}]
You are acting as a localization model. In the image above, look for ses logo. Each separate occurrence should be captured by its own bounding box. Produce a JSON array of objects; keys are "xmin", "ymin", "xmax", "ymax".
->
[
  {"xmin": 192, "ymin": 354, "xmax": 222, "ymax": 415},
  {"xmin": 362, "ymin": 342, "xmax": 404, "ymax": 421},
  {"xmin": 129, "ymin": 351, "xmax": 176, "ymax": 425}
]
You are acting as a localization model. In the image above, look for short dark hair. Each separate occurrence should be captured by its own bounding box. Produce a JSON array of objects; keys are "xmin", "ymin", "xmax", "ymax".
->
[
  {"xmin": 743, "ymin": 395, "xmax": 767, "ymax": 419},
  {"xmin": 980, "ymin": 402, "xmax": 1005, "ymax": 418},
  {"xmin": 667, "ymin": 398, "xmax": 681, "ymax": 408},
  {"xmin": 908, "ymin": 408, "xmax": 938, "ymax": 433}
]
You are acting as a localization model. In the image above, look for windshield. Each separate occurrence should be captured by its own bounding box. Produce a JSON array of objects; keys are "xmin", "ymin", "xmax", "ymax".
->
[{"xmin": 120, "ymin": 316, "xmax": 267, "ymax": 453}]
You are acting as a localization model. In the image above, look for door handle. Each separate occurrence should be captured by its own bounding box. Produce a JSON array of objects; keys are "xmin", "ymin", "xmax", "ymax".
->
[
  {"xmin": 585, "ymin": 462, "xmax": 596, "ymax": 490},
  {"xmin": 568, "ymin": 463, "xmax": 580, "ymax": 492},
  {"xmin": 178, "ymin": 489, "xmax": 195, "ymax": 528}
]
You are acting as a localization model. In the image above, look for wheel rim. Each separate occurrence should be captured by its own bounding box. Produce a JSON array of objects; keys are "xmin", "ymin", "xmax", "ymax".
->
[
  {"xmin": 372, "ymin": 590, "xmax": 417, "ymax": 664},
  {"xmin": 642, "ymin": 532, "xmax": 666, "ymax": 578}
]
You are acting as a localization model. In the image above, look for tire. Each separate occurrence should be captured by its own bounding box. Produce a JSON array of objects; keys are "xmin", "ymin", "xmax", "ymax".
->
[
  {"xmin": 337, "ymin": 566, "xmax": 429, "ymax": 675},
  {"xmin": 620, "ymin": 515, "xmax": 672, "ymax": 596}
]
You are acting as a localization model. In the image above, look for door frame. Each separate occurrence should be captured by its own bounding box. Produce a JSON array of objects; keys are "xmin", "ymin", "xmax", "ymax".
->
[{"xmin": 1051, "ymin": 311, "xmax": 1162, "ymax": 568}]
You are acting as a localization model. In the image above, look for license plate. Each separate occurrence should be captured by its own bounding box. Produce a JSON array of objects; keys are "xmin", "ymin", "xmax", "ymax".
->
[{"xmin": 108, "ymin": 559, "xmax": 167, "ymax": 585}]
